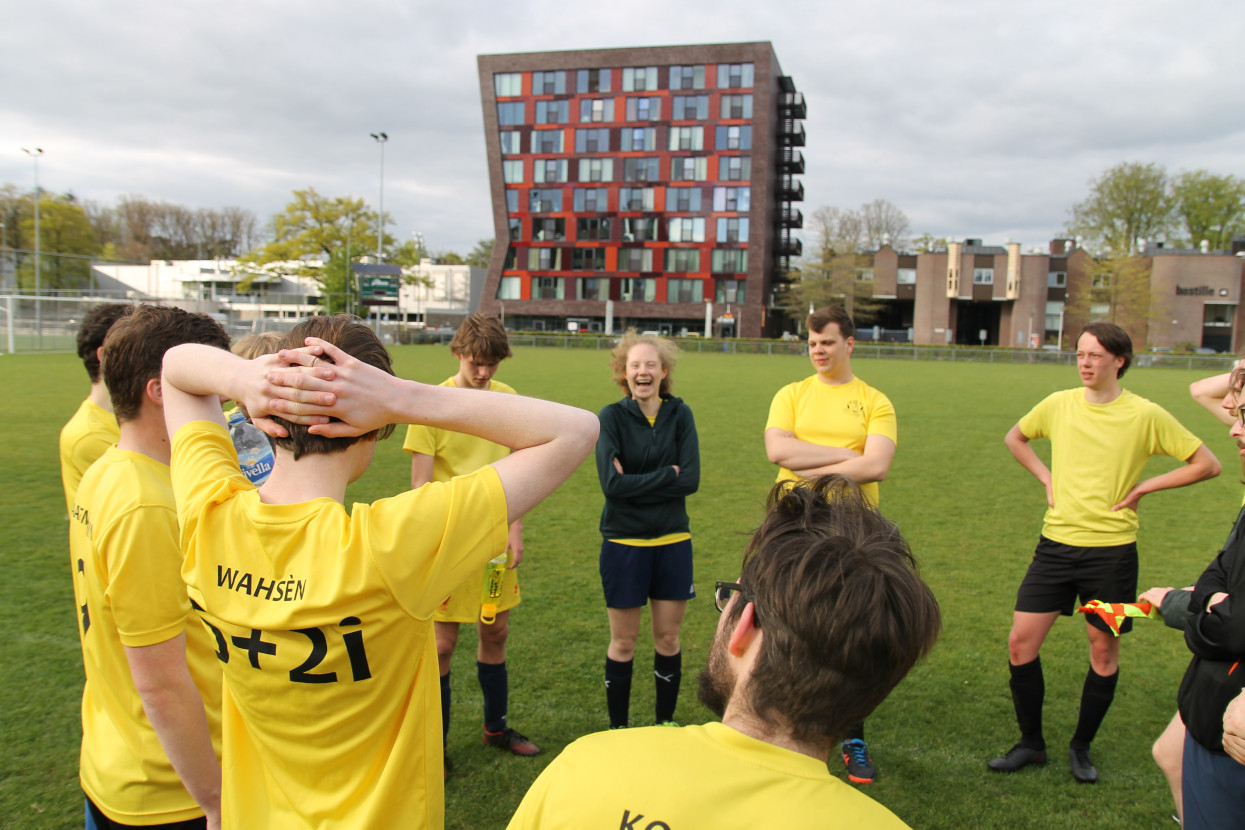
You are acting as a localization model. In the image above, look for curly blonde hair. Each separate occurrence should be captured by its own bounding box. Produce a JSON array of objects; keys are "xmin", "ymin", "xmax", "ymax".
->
[{"xmin": 609, "ymin": 329, "xmax": 678, "ymax": 397}]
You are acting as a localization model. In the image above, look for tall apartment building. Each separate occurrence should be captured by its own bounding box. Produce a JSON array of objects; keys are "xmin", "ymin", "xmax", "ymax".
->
[{"xmin": 476, "ymin": 43, "xmax": 804, "ymax": 338}]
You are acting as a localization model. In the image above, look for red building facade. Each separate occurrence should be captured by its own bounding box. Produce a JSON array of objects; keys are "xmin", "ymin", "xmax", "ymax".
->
[{"xmin": 476, "ymin": 43, "xmax": 804, "ymax": 338}]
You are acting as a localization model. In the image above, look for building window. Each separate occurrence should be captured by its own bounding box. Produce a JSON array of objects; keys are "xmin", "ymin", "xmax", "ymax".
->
[
  {"xmin": 623, "ymin": 157, "xmax": 660, "ymax": 182},
  {"xmin": 531, "ymin": 71, "xmax": 566, "ymax": 96},
  {"xmin": 719, "ymin": 94, "xmax": 753, "ymax": 119},
  {"xmin": 1045, "ymin": 301, "xmax": 1065, "ymax": 331},
  {"xmin": 533, "ymin": 159, "xmax": 567, "ymax": 183},
  {"xmin": 503, "ymin": 246, "xmax": 517, "ymax": 270},
  {"xmin": 571, "ymin": 249, "xmax": 606, "ymax": 271},
  {"xmin": 532, "ymin": 218, "xmax": 565, "ymax": 241},
  {"xmin": 530, "ymin": 276, "xmax": 565, "ymax": 299},
  {"xmin": 712, "ymin": 187, "xmax": 750, "ymax": 212},
  {"xmin": 617, "ymin": 248, "xmax": 653, "ymax": 272},
  {"xmin": 715, "ymin": 278, "xmax": 746, "ymax": 303},
  {"xmin": 577, "ymin": 217, "xmax": 611, "ymax": 241},
  {"xmin": 497, "ymin": 275, "xmax": 521, "ymax": 299},
  {"xmin": 618, "ymin": 187, "xmax": 656, "ymax": 212},
  {"xmin": 670, "ymin": 157, "xmax": 707, "ymax": 182},
  {"xmin": 671, "ymin": 95, "xmax": 709, "ymax": 120},
  {"xmin": 528, "ymin": 188, "xmax": 563, "ymax": 213},
  {"xmin": 530, "ymin": 130, "xmax": 564, "ymax": 154},
  {"xmin": 668, "ymin": 217, "xmax": 706, "ymax": 243},
  {"xmin": 973, "ymin": 268, "xmax": 994, "ymax": 285},
  {"xmin": 497, "ymin": 101, "xmax": 525, "ymax": 125},
  {"xmin": 1048, "ymin": 271, "xmax": 1067, "ymax": 287},
  {"xmin": 897, "ymin": 268, "xmax": 917, "ymax": 285},
  {"xmin": 577, "ymin": 158, "xmax": 614, "ymax": 183},
  {"xmin": 715, "ymin": 125, "xmax": 752, "ymax": 150},
  {"xmin": 577, "ymin": 276, "xmax": 610, "ymax": 300},
  {"xmin": 527, "ymin": 247, "xmax": 563, "ymax": 271},
  {"xmin": 622, "ymin": 66, "xmax": 658, "ymax": 91},
  {"xmin": 668, "ymin": 187, "xmax": 702, "ymax": 212},
  {"xmin": 573, "ymin": 187, "xmax": 609, "ymax": 212},
  {"xmin": 494, "ymin": 73, "xmax": 522, "ymax": 97},
  {"xmin": 506, "ymin": 190, "xmax": 519, "ymax": 212},
  {"xmin": 579, "ymin": 98, "xmax": 615, "ymax": 123},
  {"xmin": 619, "ymin": 277, "xmax": 656, "ymax": 302},
  {"xmin": 574, "ymin": 128, "xmax": 611, "ymax": 153},
  {"xmin": 534, "ymin": 100, "xmax": 569, "ymax": 124},
  {"xmin": 502, "ymin": 160, "xmax": 524, "ymax": 184},
  {"xmin": 669, "ymin": 65, "xmax": 705, "ymax": 90},
  {"xmin": 716, "ymin": 63, "xmax": 754, "ymax": 89},
  {"xmin": 668, "ymin": 126, "xmax": 704, "ymax": 151},
  {"xmin": 509, "ymin": 217, "xmax": 522, "ymax": 241},
  {"xmin": 711, "ymin": 249, "xmax": 748, "ymax": 273},
  {"xmin": 500, "ymin": 131, "xmax": 521, "ymax": 155},
  {"xmin": 856, "ymin": 268, "xmax": 874, "ymax": 282},
  {"xmin": 625, "ymin": 97, "xmax": 661, "ymax": 122},
  {"xmin": 667, "ymin": 278, "xmax": 703, "ymax": 303},
  {"xmin": 665, "ymin": 249, "xmax": 701, "ymax": 272},
  {"xmin": 622, "ymin": 217, "xmax": 657, "ymax": 242},
  {"xmin": 716, "ymin": 217, "xmax": 749, "ymax": 243},
  {"xmin": 620, "ymin": 127, "xmax": 656, "ymax": 152},
  {"xmin": 720, "ymin": 156, "xmax": 751, "ymax": 181},
  {"xmin": 577, "ymin": 68, "xmax": 611, "ymax": 94}
]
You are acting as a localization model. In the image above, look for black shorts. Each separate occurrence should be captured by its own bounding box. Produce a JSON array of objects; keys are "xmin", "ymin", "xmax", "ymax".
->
[
  {"xmin": 1015, "ymin": 536, "xmax": 1140, "ymax": 634},
  {"xmin": 86, "ymin": 796, "xmax": 206, "ymax": 830},
  {"xmin": 599, "ymin": 538, "xmax": 695, "ymax": 608}
]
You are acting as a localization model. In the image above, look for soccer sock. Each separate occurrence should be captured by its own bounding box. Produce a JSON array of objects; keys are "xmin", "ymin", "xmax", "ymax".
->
[
  {"xmin": 478, "ymin": 660, "xmax": 508, "ymax": 734},
  {"xmin": 653, "ymin": 650, "xmax": 682, "ymax": 723},
  {"xmin": 1009, "ymin": 657, "xmax": 1046, "ymax": 750},
  {"xmin": 844, "ymin": 722, "xmax": 865, "ymax": 743},
  {"xmin": 605, "ymin": 657, "xmax": 633, "ymax": 729},
  {"xmin": 439, "ymin": 672, "xmax": 451, "ymax": 749},
  {"xmin": 1071, "ymin": 666, "xmax": 1118, "ymax": 747}
]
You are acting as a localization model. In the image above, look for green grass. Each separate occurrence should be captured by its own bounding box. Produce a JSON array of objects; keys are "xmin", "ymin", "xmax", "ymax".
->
[{"xmin": 4, "ymin": 345, "xmax": 1242, "ymax": 829}]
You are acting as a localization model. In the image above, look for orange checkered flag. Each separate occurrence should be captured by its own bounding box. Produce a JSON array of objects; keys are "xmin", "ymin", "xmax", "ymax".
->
[{"xmin": 1076, "ymin": 599, "xmax": 1161, "ymax": 636}]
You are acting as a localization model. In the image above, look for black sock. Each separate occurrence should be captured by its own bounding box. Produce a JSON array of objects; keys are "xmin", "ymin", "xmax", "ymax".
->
[
  {"xmin": 1071, "ymin": 666, "xmax": 1118, "ymax": 747},
  {"xmin": 439, "ymin": 672, "xmax": 451, "ymax": 749},
  {"xmin": 1009, "ymin": 657, "xmax": 1045, "ymax": 750},
  {"xmin": 844, "ymin": 722, "xmax": 865, "ymax": 742},
  {"xmin": 478, "ymin": 660, "xmax": 508, "ymax": 734},
  {"xmin": 605, "ymin": 657, "xmax": 633, "ymax": 729},
  {"xmin": 654, "ymin": 651, "xmax": 682, "ymax": 723}
]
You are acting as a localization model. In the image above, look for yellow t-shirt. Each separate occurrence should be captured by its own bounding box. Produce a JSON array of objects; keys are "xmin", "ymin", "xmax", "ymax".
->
[
  {"xmin": 1018, "ymin": 388, "xmax": 1204, "ymax": 546},
  {"xmin": 70, "ymin": 447, "xmax": 223, "ymax": 825},
  {"xmin": 508, "ymin": 722, "xmax": 912, "ymax": 830},
  {"xmin": 60, "ymin": 398, "xmax": 119, "ymax": 513},
  {"xmin": 403, "ymin": 377, "xmax": 520, "ymax": 623},
  {"xmin": 172, "ymin": 421, "xmax": 508, "ymax": 829},
  {"xmin": 765, "ymin": 375, "xmax": 898, "ymax": 505}
]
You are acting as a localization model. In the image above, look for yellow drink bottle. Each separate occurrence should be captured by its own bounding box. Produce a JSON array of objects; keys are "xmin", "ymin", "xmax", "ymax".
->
[{"xmin": 480, "ymin": 552, "xmax": 507, "ymax": 624}]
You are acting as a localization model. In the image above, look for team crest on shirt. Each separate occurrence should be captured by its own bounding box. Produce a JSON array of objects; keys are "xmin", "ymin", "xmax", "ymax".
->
[{"xmin": 845, "ymin": 399, "xmax": 865, "ymax": 417}]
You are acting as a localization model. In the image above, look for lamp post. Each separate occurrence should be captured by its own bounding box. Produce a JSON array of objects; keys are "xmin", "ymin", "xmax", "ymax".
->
[
  {"xmin": 370, "ymin": 132, "xmax": 388, "ymax": 263},
  {"xmin": 22, "ymin": 147, "xmax": 43, "ymax": 344}
]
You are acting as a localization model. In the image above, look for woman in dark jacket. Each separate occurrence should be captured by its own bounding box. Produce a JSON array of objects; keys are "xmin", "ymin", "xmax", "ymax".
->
[{"xmin": 595, "ymin": 331, "xmax": 699, "ymax": 730}]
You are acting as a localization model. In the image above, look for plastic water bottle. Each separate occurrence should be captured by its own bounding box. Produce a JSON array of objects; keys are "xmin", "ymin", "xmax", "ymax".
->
[
  {"xmin": 479, "ymin": 552, "xmax": 508, "ymax": 624},
  {"xmin": 227, "ymin": 410, "xmax": 275, "ymax": 486}
]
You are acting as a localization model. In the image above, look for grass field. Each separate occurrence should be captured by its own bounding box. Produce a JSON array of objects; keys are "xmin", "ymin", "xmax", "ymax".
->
[{"xmin": 4, "ymin": 344, "xmax": 1243, "ymax": 830}]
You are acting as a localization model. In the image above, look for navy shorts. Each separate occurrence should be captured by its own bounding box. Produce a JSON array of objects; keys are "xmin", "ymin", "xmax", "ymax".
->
[
  {"xmin": 599, "ymin": 538, "xmax": 695, "ymax": 609},
  {"xmin": 1015, "ymin": 536, "xmax": 1139, "ymax": 633}
]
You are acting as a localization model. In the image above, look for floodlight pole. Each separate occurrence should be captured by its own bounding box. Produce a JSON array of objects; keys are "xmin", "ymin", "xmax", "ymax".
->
[
  {"xmin": 22, "ymin": 147, "xmax": 43, "ymax": 344},
  {"xmin": 370, "ymin": 132, "xmax": 388, "ymax": 263}
]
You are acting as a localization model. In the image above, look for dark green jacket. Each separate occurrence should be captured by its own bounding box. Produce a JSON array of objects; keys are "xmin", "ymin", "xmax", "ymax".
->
[{"xmin": 595, "ymin": 395, "xmax": 699, "ymax": 539}]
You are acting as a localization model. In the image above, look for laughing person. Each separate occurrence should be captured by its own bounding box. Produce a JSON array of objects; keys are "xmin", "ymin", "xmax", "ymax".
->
[{"xmin": 595, "ymin": 331, "xmax": 700, "ymax": 730}]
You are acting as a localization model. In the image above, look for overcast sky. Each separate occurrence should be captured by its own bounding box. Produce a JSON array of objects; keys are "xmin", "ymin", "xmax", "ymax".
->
[{"xmin": 3, "ymin": 0, "xmax": 1243, "ymax": 257}]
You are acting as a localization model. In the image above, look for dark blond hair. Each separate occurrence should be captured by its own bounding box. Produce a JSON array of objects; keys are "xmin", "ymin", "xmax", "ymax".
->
[
  {"xmin": 271, "ymin": 315, "xmax": 396, "ymax": 459},
  {"xmin": 449, "ymin": 313, "xmax": 512, "ymax": 364},
  {"xmin": 609, "ymin": 329, "xmax": 678, "ymax": 397}
]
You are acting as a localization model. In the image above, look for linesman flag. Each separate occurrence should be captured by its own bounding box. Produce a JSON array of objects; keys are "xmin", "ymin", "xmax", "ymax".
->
[{"xmin": 1076, "ymin": 599, "xmax": 1162, "ymax": 636}]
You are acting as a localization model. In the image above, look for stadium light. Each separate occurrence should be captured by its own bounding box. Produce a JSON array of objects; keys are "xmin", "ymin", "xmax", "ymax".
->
[{"xmin": 370, "ymin": 132, "xmax": 388, "ymax": 263}]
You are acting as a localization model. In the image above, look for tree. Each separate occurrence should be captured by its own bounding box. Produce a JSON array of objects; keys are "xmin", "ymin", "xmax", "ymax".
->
[
  {"xmin": 911, "ymin": 234, "xmax": 949, "ymax": 253},
  {"xmin": 17, "ymin": 196, "xmax": 99, "ymax": 290},
  {"xmin": 1068, "ymin": 162, "xmax": 1174, "ymax": 255},
  {"xmin": 239, "ymin": 188, "xmax": 387, "ymax": 313},
  {"xmin": 1172, "ymin": 170, "xmax": 1245, "ymax": 251},
  {"xmin": 775, "ymin": 205, "xmax": 882, "ymax": 327},
  {"xmin": 465, "ymin": 239, "xmax": 494, "ymax": 269},
  {"xmin": 434, "ymin": 251, "xmax": 464, "ymax": 265},
  {"xmin": 859, "ymin": 199, "xmax": 910, "ymax": 250}
]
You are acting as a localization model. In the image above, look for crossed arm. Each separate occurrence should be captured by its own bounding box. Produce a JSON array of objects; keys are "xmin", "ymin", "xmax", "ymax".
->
[{"xmin": 764, "ymin": 429, "xmax": 896, "ymax": 484}]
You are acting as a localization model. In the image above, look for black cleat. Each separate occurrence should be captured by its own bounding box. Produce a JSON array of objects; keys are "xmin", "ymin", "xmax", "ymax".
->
[
  {"xmin": 988, "ymin": 743, "xmax": 1048, "ymax": 772},
  {"xmin": 1069, "ymin": 743, "xmax": 1098, "ymax": 783}
]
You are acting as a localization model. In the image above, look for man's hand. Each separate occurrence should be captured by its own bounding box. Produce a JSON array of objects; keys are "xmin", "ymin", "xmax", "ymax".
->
[
  {"xmin": 613, "ymin": 457, "xmax": 623, "ymax": 475},
  {"xmin": 1138, "ymin": 587, "xmax": 1173, "ymax": 607},
  {"xmin": 1111, "ymin": 486, "xmax": 1145, "ymax": 513},
  {"xmin": 507, "ymin": 522, "xmax": 524, "ymax": 568},
  {"xmin": 267, "ymin": 338, "xmax": 399, "ymax": 437},
  {"xmin": 1223, "ymin": 689, "xmax": 1245, "ymax": 765}
]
